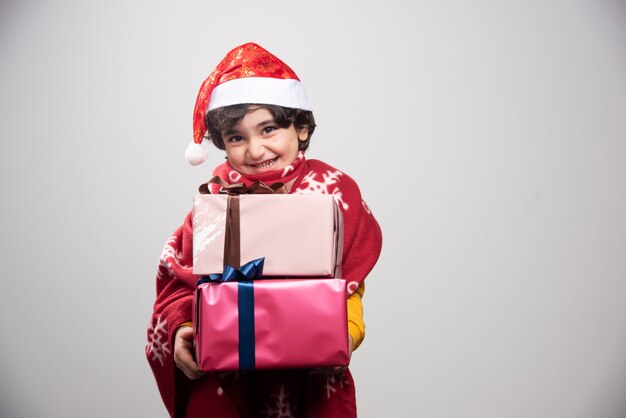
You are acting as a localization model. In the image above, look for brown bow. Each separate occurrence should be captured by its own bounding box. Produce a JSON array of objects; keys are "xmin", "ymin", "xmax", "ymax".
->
[{"xmin": 199, "ymin": 176, "xmax": 289, "ymax": 195}]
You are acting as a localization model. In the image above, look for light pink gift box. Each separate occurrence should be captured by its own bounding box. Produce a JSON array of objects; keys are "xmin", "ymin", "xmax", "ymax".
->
[
  {"xmin": 193, "ymin": 278, "xmax": 349, "ymax": 371},
  {"xmin": 192, "ymin": 194, "xmax": 343, "ymax": 276}
]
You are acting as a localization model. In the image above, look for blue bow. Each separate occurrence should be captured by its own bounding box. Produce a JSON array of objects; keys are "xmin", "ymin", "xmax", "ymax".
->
[
  {"xmin": 196, "ymin": 257, "xmax": 265, "ymax": 370},
  {"xmin": 196, "ymin": 257, "xmax": 265, "ymax": 286}
]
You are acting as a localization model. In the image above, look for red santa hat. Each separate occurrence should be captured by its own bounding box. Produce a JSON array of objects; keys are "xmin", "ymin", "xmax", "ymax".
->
[{"xmin": 186, "ymin": 42, "xmax": 312, "ymax": 165}]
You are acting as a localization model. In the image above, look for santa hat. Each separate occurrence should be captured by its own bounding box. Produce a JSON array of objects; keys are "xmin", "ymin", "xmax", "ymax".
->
[{"xmin": 186, "ymin": 42, "xmax": 312, "ymax": 165}]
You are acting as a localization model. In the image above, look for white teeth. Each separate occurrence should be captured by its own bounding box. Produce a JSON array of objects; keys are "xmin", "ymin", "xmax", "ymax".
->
[{"xmin": 253, "ymin": 158, "xmax": 277, "ymax": 169}]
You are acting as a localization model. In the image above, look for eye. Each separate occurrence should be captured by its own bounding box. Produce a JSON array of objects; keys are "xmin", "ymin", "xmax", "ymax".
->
[
  {"xmin": 262, "ymin": 126, "xmax": 276, "ymax": 134},
  {"xmin": 227, "ymin": 135, "xmax": 244, "ymax": 143}
]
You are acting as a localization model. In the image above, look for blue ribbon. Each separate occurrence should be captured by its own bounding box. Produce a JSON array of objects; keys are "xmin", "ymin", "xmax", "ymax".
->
[
  {"xmin": 196, "ymin": 257, "xmax": 265, "ymax": 285},
  {"xmin": 196, "ymin": 258, "xmax": 264, "ymax": 370}
]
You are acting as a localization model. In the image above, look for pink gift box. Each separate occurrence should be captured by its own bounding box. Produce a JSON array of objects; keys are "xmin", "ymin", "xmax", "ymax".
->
[
  {"xmin": 192, "ymin": 194, "xmax": 343, "ymax": 276},
  {"xmin": 193, "ymin": 278, "xmax": 349, "ymax": 371}
]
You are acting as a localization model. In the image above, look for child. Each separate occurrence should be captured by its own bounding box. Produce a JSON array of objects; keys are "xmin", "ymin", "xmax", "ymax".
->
[{"xmin": 146, "ymin": 42, "xmax": 382, "ymax": 418}]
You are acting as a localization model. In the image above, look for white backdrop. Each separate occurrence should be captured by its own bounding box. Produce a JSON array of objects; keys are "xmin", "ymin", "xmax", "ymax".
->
[{"xmin": 1, "ymin": 1, "xmax": 625, "ymax": 417}]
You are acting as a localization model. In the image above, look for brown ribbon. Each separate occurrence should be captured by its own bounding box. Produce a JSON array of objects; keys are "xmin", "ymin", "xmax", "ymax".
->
[
  {"xmin": 199, "ymin": 176, "xmax": 289, "ymax": 268},
  {"xmin": 224, "ymin": 196, "xmax": 240, "ymax": 268}
]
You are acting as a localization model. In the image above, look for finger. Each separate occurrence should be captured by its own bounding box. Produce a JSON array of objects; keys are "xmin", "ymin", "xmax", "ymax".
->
[
  {"xmin": 182, "ymin": 367, "xmax": 205, "ymax": 380},
  {"xmin": 178, "ymin": 326, "xmax": 194, "ymax": 340},
  {"xmin": 185, "ymin": 363, "xmax": 206, "ymax": 380},
  {"xmin": 175, "ymin": 349, "xmax": 205, "ymax": 380},
  {"xmin": 178, "ymin": 364, "xmax": 203, "ymax": 380},
  {"xmin": 175, "ymin": 356, "xmax": 205, "ymax": 380},
  {"xmin": 176, "ymin": 328, "xmax": 195, "ymax": 350},
  {"xmin": 175, "ymin": 348, "xmax": 198, "ymax": 370}
]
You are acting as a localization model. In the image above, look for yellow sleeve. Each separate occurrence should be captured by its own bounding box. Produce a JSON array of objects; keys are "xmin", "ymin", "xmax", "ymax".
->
[{"xmin": 347, "ymin": 282, "xmax": 366, "ymax": 351}]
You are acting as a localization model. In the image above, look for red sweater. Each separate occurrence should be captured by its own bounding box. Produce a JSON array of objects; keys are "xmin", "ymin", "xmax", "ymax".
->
[{"xmin": 146, "ymin": 154, "xmax": 382, "ymax": 417}]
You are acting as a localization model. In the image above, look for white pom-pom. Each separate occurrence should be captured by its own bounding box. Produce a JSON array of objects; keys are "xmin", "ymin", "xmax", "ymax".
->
[{"xmin": 185, "ymin": 142, "xmax": 208, "ymax": 166}]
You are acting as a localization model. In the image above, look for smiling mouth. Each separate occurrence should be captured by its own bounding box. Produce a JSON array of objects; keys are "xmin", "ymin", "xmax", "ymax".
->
[{"xmin": 251, "ymin": 157, "xmax": 278, "ymax": 169}]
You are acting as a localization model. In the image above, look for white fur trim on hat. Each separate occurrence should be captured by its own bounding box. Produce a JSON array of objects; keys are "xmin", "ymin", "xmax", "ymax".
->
[
  {"xmin": 185, "ymin": 142, "xmax": 208, "ymax": 166},
  {"xmin": 208, "ymin": 77, "xmax": 312, "ymax": 111}
]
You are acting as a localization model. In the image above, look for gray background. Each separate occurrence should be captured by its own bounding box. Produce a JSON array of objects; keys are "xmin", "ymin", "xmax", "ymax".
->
[{"xmin": 1, "ymin": 1, "xmax": 626, "ymax": 417}]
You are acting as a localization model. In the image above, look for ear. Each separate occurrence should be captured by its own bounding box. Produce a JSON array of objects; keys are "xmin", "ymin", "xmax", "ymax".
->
[{"xmin": 297, "ymin": 126, "xmax": 309, "ymax": 142}]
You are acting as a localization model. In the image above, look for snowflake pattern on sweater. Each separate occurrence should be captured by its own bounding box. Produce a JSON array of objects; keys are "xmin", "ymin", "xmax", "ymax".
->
[
  {"xmin": 294, "ymin": 169, "xmax": 349, "ymax": 210},
  {"xmin": 261, "ymin": 385, "xmax": 297, "ymax": 418},
  {"xmin": 146, "ymin": 315, "xmax": 170, "ymax": 367},
  {"xmin": 324, "ymin": 373, "xmax": 349, "ymax": 399},
  {"xmin": 157, "ymin": 236, "xmax": 178, "ymax": 280}
]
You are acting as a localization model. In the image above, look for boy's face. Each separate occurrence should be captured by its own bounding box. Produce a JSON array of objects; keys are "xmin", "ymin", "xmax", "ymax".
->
[{"xmin": 222, "ymin": 107, "xmax": 308, "ymax": 175}]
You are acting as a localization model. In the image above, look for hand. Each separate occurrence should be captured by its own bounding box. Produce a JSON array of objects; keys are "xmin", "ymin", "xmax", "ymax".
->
[
  {"xmin": 174, "ymin": 326, "xmax": 206, "ymax": 380},
  {"xmin": 320, "ymin": 335, "xmax": 354, "ymax": 375}
]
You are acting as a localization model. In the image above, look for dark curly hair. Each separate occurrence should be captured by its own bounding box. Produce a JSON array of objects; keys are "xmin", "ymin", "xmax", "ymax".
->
[{"xmin": 205, "ymin": 104, "xmax": 316, "ymax": 151}]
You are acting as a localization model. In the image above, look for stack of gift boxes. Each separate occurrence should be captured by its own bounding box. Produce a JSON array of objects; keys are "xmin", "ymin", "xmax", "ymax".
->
[{"xmin": 191, "ymin": 179, "xmax": 348, "ymax": 371}]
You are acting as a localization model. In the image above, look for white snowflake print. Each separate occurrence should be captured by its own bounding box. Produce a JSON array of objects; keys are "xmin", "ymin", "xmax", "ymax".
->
[
  {"xmin": 228, "ymin": 171, "xmax": 242, "ymax": 183},
  {"xmin": 281, "ymin": 151, "xmax": 304, "ymax": 177},
  {"xmin": 294, "ymin": 169, "xmax": 349, "ymax": 210},
  {"xmin": 156, "ymin": 236, "xmax": 182, "ymax": 280},
  {"xmin": 323, "ymin": 373, "xmax": 348, "ymax": 399},
  {"xmin": 281, "ymin": 164, "xmax": 295, "ymax": 177},
  {"xmin": 361, "ymin": 199, "xmax": 372, "ymax": 215},
  {"xmin": 261, "ymin": 385, "xmax": 297, "ymax": 418},
  {"xmin": 347, "ymin": 280, "xmax": 360, "ymax": 294},
  {"xmin": 146, "ymin": 315, "xmax": 170, "ymax": 367}
]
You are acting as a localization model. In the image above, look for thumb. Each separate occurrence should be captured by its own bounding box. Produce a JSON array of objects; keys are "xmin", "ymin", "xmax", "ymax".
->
[{"xmin": 177, "ymin": 326, "xmax": 194, "ymax": 341}]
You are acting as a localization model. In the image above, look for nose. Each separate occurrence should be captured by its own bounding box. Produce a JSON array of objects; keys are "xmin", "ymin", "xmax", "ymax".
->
[{"xmin": 246, "ymin": 137, "xmax": 265, "ymax": 160}]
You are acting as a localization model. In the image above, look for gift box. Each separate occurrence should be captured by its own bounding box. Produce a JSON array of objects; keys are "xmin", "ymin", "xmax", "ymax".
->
[
  {"xmin": 192, "ymin": 192, "xmax": 343, "ymax": 277},
  {"xmin": 193, "ymin": 274, "xmax": 349, "ymax": 371}
]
